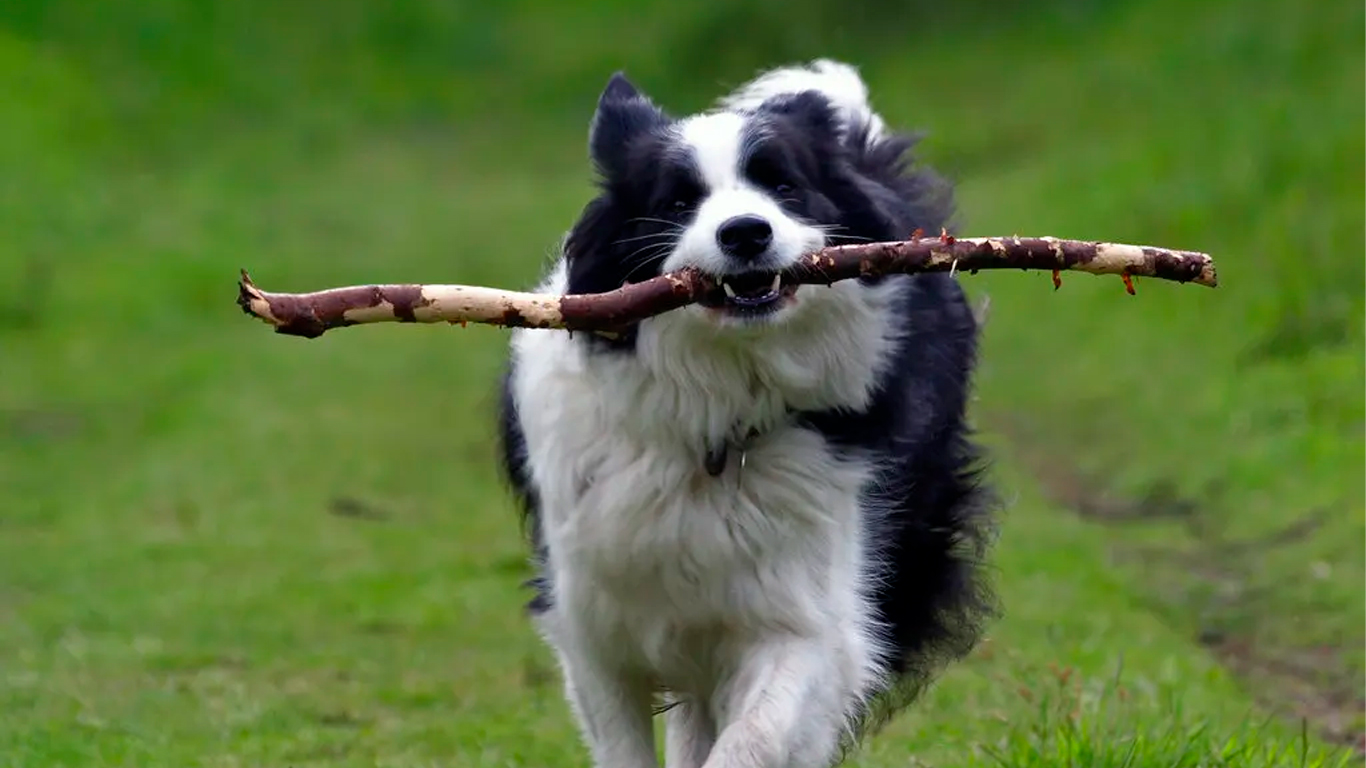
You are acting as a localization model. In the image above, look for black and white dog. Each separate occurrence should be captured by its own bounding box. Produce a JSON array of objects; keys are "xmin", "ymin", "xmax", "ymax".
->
[{"xmin": 497, "ymin": 60, "xmax": 997, "ymax": 768}]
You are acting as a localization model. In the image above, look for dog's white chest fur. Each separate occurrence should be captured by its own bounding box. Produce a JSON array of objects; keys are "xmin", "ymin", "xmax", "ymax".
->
[
  {"xmin": 547, "ymin": 412, "xmax": 871, "ymax": 689},
  {"xmin": 509, "ymin": 266, "xmax": 899, "ymax": 700}
]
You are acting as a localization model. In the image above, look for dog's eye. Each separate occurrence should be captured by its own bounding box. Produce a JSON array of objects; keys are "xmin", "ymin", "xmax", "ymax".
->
[
  {"xmin": 664, "ymin": 179, "xmax": 702, "ymax": 215},
  {"xmin": 746, "ymin": 154, "xmax": 798, "ymax": 198}
]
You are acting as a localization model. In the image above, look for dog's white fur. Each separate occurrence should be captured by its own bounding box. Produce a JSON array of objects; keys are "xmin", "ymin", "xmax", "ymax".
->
[
  {"xmin": 719, "ymin": 59, "xmax": 888, "ymax": 142},
  {"xmin": 509, "ymin": 62, "xmax": 909, "ymax": 768}
]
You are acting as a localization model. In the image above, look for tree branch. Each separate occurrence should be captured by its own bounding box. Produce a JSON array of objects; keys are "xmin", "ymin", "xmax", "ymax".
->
[{"xmin": 237, "ymin": 235, "xmax": 1217, "ymax": 338}]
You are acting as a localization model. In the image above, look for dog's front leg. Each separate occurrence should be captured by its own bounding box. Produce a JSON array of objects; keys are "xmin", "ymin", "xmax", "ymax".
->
[
  {"xmin": 664, "ymin": 698, "xmax": 716, "ymax": 768},
  {"xmin": 702, "ymin": 640, "xmax": 847, "ymax": 768},
  {"xmin": 558, "ymin": 646, "xmax": 659, "ymax": 768}
]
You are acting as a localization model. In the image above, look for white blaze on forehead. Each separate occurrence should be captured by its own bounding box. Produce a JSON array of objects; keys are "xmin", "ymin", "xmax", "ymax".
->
[
  {"xmin": 662, "ymin": 109, "xmax": 823, "ymax": 277},
  {"xmin": 678, "ymin": 112, "xmax": 748, "ymax": 190}
]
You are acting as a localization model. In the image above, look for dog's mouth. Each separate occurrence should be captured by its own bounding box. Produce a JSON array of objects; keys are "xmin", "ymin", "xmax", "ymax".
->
[{"xmin": 697, "ymin": 271, "xmax": 799, "ymax": 316}]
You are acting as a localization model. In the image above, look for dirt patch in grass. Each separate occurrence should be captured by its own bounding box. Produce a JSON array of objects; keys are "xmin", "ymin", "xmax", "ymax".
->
[
  {"xmin": 3, "ymin": 407, "xmax": 85, "ymax": 443},
  {"xmin": 997, "ymin": 424, "xmax": 1365, "ymax": 755}
]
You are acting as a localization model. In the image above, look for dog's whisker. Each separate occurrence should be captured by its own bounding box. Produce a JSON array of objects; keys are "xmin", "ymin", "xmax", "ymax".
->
[
  {"xmin": 809, "ymin": 223, "xmax": 877, "ymax": 244},
  {"xmin": 624, "ymin": 217, "xmax": 688, "ymax": 230},
  {"xmin": 620, "ymin": 237, "xmax": 679, "ymax": 265},
  {"xmin": 616, "ymin": 236, "xmax": 679, "ymax": 283},
  {"xmin": 623, "ymin": 245, "xmax": 672, "ymax": 268},
  {"xmin": 612, "ymin": 231, "xmax": 684, "ymax": 247},
  {"xmin": 622, "ymin": 249, "xmax": 673, "ymax": 283}
]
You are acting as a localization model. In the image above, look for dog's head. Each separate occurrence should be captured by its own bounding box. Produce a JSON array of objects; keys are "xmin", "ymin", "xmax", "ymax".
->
[{"xmin": 562, "ymin": 72, "xmax": 920, "ymax": 332}]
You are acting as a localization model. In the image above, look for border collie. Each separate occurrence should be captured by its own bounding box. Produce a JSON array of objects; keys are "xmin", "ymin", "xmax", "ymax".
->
[{"xmin": 497, "ymin": 60, "xmax": 997, "ymax": 768}]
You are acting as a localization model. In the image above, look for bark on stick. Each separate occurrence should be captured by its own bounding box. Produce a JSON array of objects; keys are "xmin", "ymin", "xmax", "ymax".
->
[{"xmin": 237, "ymin": 236, "xmax": 1217, "ymax": 338}]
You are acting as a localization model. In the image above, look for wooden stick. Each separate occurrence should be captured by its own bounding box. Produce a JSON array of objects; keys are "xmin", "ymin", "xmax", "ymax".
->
[{"xmin": 237, "ymin": 235, "xmax": 1217, "ymax": 338}]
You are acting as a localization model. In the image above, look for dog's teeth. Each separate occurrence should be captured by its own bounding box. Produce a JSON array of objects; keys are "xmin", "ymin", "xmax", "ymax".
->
[
  {"xmin": 722, "ymin": 282, "xmax": 737, "ymax": 298},
  {"xmin": 770, "ymin": 274, "xmax": 781, "ymax": 292}
]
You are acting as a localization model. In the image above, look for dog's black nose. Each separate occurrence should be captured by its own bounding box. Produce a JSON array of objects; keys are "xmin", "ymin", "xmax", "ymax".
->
[{"xmin": 716, "ymin": 215, "xmax": 773, "ymax": 260}]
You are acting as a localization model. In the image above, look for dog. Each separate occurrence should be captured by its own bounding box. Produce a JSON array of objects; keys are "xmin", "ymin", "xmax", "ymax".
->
[{"xmin": 496, "ymin": 60, "xmax": 998, "ymax": 768}]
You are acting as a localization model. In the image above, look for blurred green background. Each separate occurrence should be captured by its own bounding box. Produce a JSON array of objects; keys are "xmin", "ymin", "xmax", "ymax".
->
[{"xmin": 1, "ymin": 0, "xmax": 1362, "ymax": 765}]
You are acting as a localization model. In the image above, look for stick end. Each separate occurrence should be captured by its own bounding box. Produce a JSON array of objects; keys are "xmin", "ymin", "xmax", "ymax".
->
[
  {"xmin": 236, "ymin": 268, "xmax": 293, "ymax": 333},
  {"xmin": 1201, "ymin": 260, "xmax": 1219, "ymax": 288},
  {"xmin": 237, "ymin": 270, "xmax": 263, "ymax": 316}
]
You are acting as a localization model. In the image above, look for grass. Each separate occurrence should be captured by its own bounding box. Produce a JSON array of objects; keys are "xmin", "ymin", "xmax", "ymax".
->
[
  {"xmin": 1, "ymin": 0, "xmax": 1362, "ymax": 765},
  {"xmin": 974, "ymin": 658, "xmax": 1350, "ymax": 768}
]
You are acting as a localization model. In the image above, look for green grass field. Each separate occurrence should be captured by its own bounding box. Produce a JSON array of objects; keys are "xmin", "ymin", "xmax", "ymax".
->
[{"xmin": 2, "ymin": 0, "xmax": 1362, "ymax": 765}]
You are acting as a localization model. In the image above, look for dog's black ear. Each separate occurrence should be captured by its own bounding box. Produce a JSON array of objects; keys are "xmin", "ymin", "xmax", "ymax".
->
[
  {"xmin": 589, "ymin": 72, "xmax": 668, "ymax": 179},
  {"xmin": 600, "ymin": 71, "xmax": 642, "ymax": 103}
]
